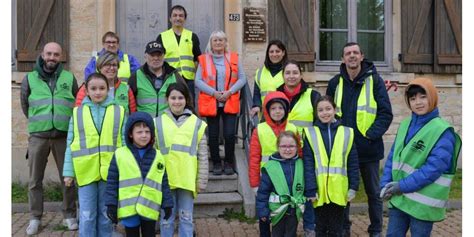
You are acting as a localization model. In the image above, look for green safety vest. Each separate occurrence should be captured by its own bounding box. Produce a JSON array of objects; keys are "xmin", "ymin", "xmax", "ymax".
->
[
  {"xmin": 115, "ymin": 146, "xmax": 165, "ymax": 220},
  {"xmin": 161, "ymin": 28, "xmax": 195, "ymax": 80},
  {"xmin": 334, "ymin": 75, "xmax": 377, "ymax": 136},
  {"xmin": 95, "ymin": 53, "xmax": 131, "ymax": 82},
  {"xmin": 265, "ymin": 159, "xmax": 305, "ymax": 226},
  {"xmin": 27, "ymin": 70, "xmax": 75, "ymax": 133},
  {"xmin": 136, "ymin": 69, "xmax": 178, "ymax": 117},
  {"xmin": 304, "ymin": 125, "xmax": 354, "ymax": 207},
  {"xmin": 254, "ymin": 67, "xmax": 284, "ymax": 104},
  {"xmin": 114, "ymin": 81, "xmax": 130, "ymax": 114},
  {"xmin": 70, "ymin": 104, "xmax": 125, "ymax": 186},
  {"xmin": 389, "ymin": 117, "xmax": 461, "ymax": 222},
  {"xmin": 154, "ymin": 112, "xmax": 207, "ymax": 198},
  {"xmin": 288, "ymin": 88, "xmax": 314, "ymax": 134},
  {"xmin": 257, "ymin": 122, "xmax": 298, "ymax": 167}
]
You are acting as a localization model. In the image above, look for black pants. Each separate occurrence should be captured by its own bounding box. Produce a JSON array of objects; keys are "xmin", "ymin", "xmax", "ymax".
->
[
  {"xmin": 185, "ymin": 79, "xmax": 196, "ymax": 107},
  {"xmin": 206, "ymin": 107, "xmax": 237, "ymax": 164},
  {"xmin": 315, "ymin": 203, "xmax": 345, "ymax": 237},
  {"xmin": 259, "ymin": 218, "xmax": 271, "ymax": 237},
  {"xmin": 272, "ymin": 212, "xmax": 298, "ymax": 237},
  {"xmin": 124, "ymin": 219, "xmax": 156, "ymax": 237}
]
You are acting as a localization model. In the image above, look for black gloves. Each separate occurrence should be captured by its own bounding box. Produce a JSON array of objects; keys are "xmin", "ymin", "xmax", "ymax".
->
[
  {"xmin": 163, "ymin": 207, "xmax": 172, "ymax": 220},
  {"xmin": 107, "ymin": 205, "xmax": 118, "ymax": 224}
]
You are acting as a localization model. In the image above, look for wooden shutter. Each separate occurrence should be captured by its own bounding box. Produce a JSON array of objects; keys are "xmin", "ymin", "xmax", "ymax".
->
[
  {"xmin": 401, "ymin": 0, "xmax": 461, "ymax": 73},
  {"xmin": 16, "ymin": 0, "xmax": 69, "ymax": 72},
  {"xmin": 269, "ymin": 0, "xmax": 315, "ymax": 71}
]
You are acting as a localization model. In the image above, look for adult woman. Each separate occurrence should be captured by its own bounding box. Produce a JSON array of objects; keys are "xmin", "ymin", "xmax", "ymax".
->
[
  {"xmin": 250, "ymin": 39, "xmax": 288, "ymax": 117},
  {"xmin": 75, "ymin": 52, "xmax": 137, "ymax": 114},
  {"xmin": 195, "ymin": 30, "xmax": 247, "ymax": 175}
]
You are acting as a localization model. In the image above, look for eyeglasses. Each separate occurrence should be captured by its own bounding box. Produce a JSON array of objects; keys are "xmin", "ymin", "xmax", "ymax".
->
[
  {"xmin": 103, "ymin": 63, "xmax": 118, "ymax": 69},
  {"xmin": 278, "ymin": 145, "xmax": 297, "ymax": 150},
  {"xmin": 104, "ymin": 41, "xmax": 118, "ymax": 45}
]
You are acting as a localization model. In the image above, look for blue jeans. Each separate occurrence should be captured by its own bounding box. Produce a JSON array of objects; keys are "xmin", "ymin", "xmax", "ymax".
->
[
  {"xmin": 160, "ymin": 189, "xmax": 194, "ymax": 237},
  {"xmin": 303, "ymin": 200, "xmax": 316, "ymax": 231},
  {"xmin": 344, "ymin": 161, "xmax": 383, "ymax": 234},
  {"xmin": 78, "ymin": 181, "xmax": 113, "ymax": 237},
  {"xmin": 386, "ymin": 208, "xmax": 433, "ymax": 237}
]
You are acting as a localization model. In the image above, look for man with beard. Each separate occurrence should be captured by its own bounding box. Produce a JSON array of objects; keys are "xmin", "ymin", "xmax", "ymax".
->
[
  {"xmin": 326, "ymin": 42, "xmax": 393, "ymax": 237},
  {"xmin": 128, "ymin": 40, "xmax": 188, "ymax": 117},
  {"xmin": 20, "ymin": 42, "xmax": 79, "ymax": 235}
]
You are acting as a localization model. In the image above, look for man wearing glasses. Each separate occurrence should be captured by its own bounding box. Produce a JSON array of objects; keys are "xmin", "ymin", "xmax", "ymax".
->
[{"xmin": 84, "ymin": 31, "xmax": 141, "ymax": 83}]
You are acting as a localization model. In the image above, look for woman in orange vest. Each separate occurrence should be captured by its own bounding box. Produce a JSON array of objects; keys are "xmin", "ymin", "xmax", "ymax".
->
[{"xmin": 195, "ymin": 30, "xmax": 247, "ymax": 175}]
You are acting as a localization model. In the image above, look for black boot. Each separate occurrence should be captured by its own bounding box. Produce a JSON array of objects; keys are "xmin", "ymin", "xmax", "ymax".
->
[{"xmin": 213, "ymin": 162, "xmax": 223, "ymax": 175}]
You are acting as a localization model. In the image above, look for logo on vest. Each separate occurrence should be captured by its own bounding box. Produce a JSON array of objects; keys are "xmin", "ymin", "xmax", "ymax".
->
[
  {"xmin": 157, "ymin": 162, "xmax": 164, "ymax": 172},
  {"xmin": 411, "ymin": 140, "xmax": 426, "ymax": 152},
  {"xmin": 118, "ymin": 94, "xmax": 127, "ymax": 101},
  {"xmin": 296, "ymin": 183, "xmax": 303, "ymax": 192},
  {"xmin": 60, "ymin": 83, "xmax": 70, "ymax": 90}
]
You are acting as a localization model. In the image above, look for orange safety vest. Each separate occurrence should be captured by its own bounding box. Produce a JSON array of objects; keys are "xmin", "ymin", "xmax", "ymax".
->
[{"xmin": 197, "ymin": 52, "xmax": 240, "ymax": 116}]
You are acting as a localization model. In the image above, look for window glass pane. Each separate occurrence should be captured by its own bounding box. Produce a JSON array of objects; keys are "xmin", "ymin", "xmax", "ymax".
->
[
  {"xmin": 357, "ymin": 32, "xmax": 385, "ymax": 61},
  {"xmin": 320, "ymin": 0, "xmax": 347, "ymax": 29},
  {"xmin": 357, "ymin": 0, "xmax": 384, "ymax": 30},
  {"xmin": 319, "ymin": 32, "xmax": 348, "ymax": 61}
]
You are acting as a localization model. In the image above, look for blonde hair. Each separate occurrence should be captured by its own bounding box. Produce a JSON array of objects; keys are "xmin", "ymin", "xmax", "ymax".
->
[
  {"xmin": 96, "ymin": 51, "xmax": 120, "ymax": 71},
  {"xmin": 205, "ymin": 30, "xmax": 228, "ymax": 54}
]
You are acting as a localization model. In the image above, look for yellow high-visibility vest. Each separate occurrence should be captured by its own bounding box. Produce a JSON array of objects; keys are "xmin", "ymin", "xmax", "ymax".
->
[{"xmin": 161, "ymin": 29, "xmax": 195, "ymax": 80}]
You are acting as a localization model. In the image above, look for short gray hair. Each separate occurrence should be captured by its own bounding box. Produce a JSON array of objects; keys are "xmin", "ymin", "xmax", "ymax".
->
[
  {"xmin": 205, "ymin": 30, "xmax": 228, "ymax": 54},
  {"xmin": 96, "ymin": 52, "xmax": 120, "ymax": 71}
]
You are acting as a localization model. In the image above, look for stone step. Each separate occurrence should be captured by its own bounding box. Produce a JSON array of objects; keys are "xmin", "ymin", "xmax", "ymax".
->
[
  {"xmin": 201, "ymin": 173, "xmax": 238, "ymax": 193},
  {"xmin": 194, "ymin": 192, "xmax": 243, "ymax": 218}
]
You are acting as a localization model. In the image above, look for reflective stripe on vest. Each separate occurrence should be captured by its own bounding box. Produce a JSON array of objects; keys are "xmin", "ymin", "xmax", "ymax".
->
[
  {"xmin": 154, "ymin": 111, "xmax": 207, "ymax": 197},
  {"xmin": 288, "ymin": 88, "xmax": 314, "ymax": 133},
  {"xmin": 70, "ymin": 104, "xmax": 125, "ymax": 186},
  {"xmin": 255, "ymin": 67, "xmax": 284, "ymax": 104},
  {"xmin": 334, "ymin": 76, "xmax": 377, "ymax": 136},
  {"xmin": 257, "ymin": 122, "xmax": 298, "ymax": 168},
  {"xmin": 197, "ymin": 52, "xmax": 240, "ymax": 116},
  {"xmin": 116, "ymin": 146, "xmax": 165, "ymax": 220},
  {"xmin": 27, "ymin": 70, "xmax": 75, "ymax": 133},
  {"xmin": 389, "ymin": 117, "xmax": 462, "ymax": 221},
  {"xmin": 95, "ymin": 54, "xmax": 131, "ymax": 80},
  {"xmin": 135, "ymin": 69, "xmax": 178, "ymax": 117},
  {"xmin": 304, "ymin": 125, "xmax": 353, "ymax": 207},
  {"xmin": 264, "ymin": 159, "xmax": 305, "ymax": 226},
  {"xmin": 161, "ymin": 28, "xmax": 195, "ymax": 80}
]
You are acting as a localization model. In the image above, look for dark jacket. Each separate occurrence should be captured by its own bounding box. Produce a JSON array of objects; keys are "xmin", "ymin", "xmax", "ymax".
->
[
  {"xmin": 256, "ymin": 153, "xmax": 301, "ymax": 219},
  {"xmin": 303, "ymin": 119, "xmax": 359, "ymax": 198},
  {"xmin": 326, "ymin": 60, "xmax": 393, "ymax": 162},
  {"xmin": 20, "ymin": 56, "xmax": 79, "ymax": 138},
  {"xmin": 105, "ymin": 111, "xmax": 173, "ymax": 209},
  {"xmin": 276, "ymin": 80, "xmax": 320, "ymax": 112},
  {"xmin": 380, "ymin": 108, "xmax": 456, "ymax": 193}
]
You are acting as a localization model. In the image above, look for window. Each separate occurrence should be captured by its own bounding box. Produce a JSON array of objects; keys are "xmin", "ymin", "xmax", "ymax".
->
[{"xmin": 316, "ymin": 0, "xmax": 392, "ymax": 70}]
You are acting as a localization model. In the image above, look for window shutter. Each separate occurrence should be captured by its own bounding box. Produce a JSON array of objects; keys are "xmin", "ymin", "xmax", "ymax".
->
[
  {"xmin": 434, "ymin": 0, "xmax": 462, "ymax": 73},
  {"xmin": 269, "ymin": 0, "xmax": 315, "ymax": 70},
  {"xmin": 16, "ymin": 0, "xmax": 69, "ymax": 72}
]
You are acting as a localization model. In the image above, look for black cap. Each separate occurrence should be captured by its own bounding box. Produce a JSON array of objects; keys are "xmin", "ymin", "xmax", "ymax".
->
[{"xmin": 145, "ymin": 41, "xmax": 165, "ymax": 54}]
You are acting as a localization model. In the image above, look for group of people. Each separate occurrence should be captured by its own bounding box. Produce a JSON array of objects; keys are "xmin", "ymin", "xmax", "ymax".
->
[{"xmin": 19, "ymin": 4, "xmax": 461, "ymax": 237}]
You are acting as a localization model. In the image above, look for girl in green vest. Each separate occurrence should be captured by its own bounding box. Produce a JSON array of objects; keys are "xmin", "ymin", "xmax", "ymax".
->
[
  {"xmin": 256, "ymin": 131, "xmax": 306, "ymax": 237},
  {"xmin": 302, "ymin": 95, "xmax": 360, "ymax": 236},
  {"xmin": 380, "ymin": 77, "xmax": 461, "ymax": 236}
]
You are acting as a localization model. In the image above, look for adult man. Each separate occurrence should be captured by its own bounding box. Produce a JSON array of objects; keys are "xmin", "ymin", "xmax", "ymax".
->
[
  {"xmin": 156, "ymin": 5, "xmax": 201, "ymax": 100},
  {"xmin": 326, "ymin": 42, "xmax": 393, "ymax": 237},
  {"xmin": 84, "ymin": 31, "xmax": 140, "ymax": 82},
  {"xmin": 20, "ymin": 42, "xmax": 79, "ymax": 235},
  {"xmin": 128, "ymin": 40, "xmax": 187, "ymax": 117}
]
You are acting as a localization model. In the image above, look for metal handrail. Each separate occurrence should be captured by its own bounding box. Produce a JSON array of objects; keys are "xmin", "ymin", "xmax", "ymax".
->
[{"xmin": 238, "ymin": 82, "xmax": 259, "ymax": 162}]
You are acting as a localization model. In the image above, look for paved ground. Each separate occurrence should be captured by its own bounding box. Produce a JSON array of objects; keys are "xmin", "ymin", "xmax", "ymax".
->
[{"xmin": 12, "ymin": 209, "xmax": 461, "ymax": 236}]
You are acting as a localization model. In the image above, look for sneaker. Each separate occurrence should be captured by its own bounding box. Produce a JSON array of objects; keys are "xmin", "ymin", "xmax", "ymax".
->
[
  {"xmin": 304, "ymin": 229, "xmax": 316, "ymax": 237},
  {"xmin": 224, "ymin": 162, "xmax": 234, "ymax": 175},
  {"xmin": 213, "ymin": 162, "xmax": 222, "ymax": 175},
  {"xmin": 26, "ymin": 219, "xmax": 41, "ymax": 235},
  {"xmin": 62, "ymin": 218, "xmax": 79, "ymax": 230}
]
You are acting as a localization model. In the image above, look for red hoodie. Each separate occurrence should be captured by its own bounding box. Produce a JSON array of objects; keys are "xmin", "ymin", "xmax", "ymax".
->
[{"xmin": 248, "ymin": 91, "xmax": 302, "ymax": 188}]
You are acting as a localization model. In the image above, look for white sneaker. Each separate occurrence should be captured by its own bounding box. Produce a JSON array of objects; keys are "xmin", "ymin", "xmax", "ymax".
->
[
  {"xmin": 26, "ymin": 219, "xmax": 41, "ymax": 235},
  {"xmin": 304, "ymin": 229, "xmax": 316, "ymax": 237},
  {"xmin": 62, "ymin": 218, "xmax": 79, "ymax": 230}
]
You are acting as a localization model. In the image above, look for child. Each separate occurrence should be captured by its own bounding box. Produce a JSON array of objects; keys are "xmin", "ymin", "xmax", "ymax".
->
[
  {"xmin": 249, "ymin": 91, "xmax": 298, "ymax": 236},
  {"xmin": 256, "ymin": 131, "xmax": 306, "ymax": 237},
  {"xmin": 155, "ymin": 83, "xmax": 208, "ymax": 237},
  {"xmin": 63, "ymin": 72, "xmax": 126, "ymax": 237},
  {"xmin": 380, "ymin": 77, "xmax": 461, "ymax": 236},
  {"xmin": 104, "ymin": 111, "xmax": 174, "ymax": 237},
  {"xmin": 303, "ymin": 95, "xmax": 360, "ymax": 236}
]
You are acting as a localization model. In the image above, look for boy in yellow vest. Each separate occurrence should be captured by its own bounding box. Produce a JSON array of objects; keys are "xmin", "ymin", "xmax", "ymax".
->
[
  {"xmin": 380, "ymin": 77, "xmax": 461, "ymax": 236},
  {"xmin": 105, "ymin": 111, "xmax": 173, "ymax": 236}
]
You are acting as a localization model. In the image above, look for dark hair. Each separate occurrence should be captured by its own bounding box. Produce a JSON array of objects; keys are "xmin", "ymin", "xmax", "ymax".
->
[
  {"xmin": 170, "ymin": 5, "xmax": 187, "ymax": 19},
  {"xmin": 405, "ymin": 84, "xmax": 427, "ymax": 105},
  {"xmin": 282, "ymin": 60, "xmax": 302, "ymax": 74},
  {"xmin": 165, "ymin": 83, "xmax": 194, "ymax": 113},
  {"xmin": 129, "ymin": 121, "xmax": 148, "ymax": 136},
  {"xmin": 264, "ymin": 39, "xmax": 288, "ymax": 68},
  {"xmin": 314, "ymin": 95, "xmax": 339, "ymax": 121},
  {"xmin": 341, "ymin": 42, "xmax": 364, "ymax": 57},
  {"xmin": 85, "ymin": 72, "xmax": 109, "ymax": 89},
  {"xmin": 277, "ymin": 130, "xmax": 300, "ymax": 149},
  {"xmin": 102, "ymin": 31, "xmax": 119, "ymax": 44}
]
